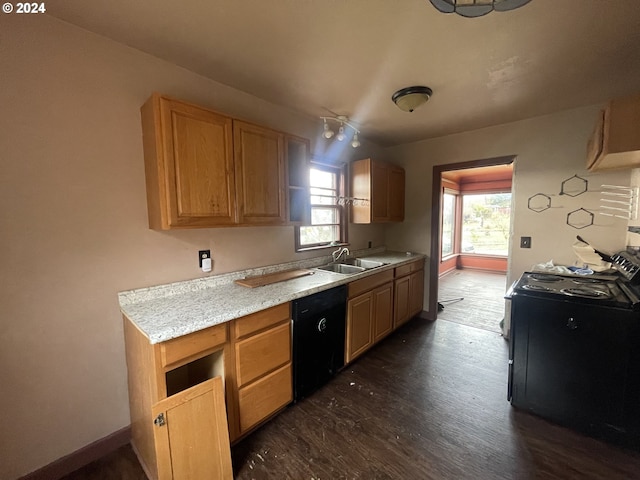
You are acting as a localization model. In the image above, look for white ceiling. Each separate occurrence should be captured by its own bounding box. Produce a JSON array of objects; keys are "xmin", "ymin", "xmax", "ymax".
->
[{"xmin": 48, "ymin": 0, "xmax": 640, "ymax": 146}]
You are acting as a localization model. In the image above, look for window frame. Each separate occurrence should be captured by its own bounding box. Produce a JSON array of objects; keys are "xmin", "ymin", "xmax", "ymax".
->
[{"xmin": 294, "ymin": 161, "xmax": 347, "ymax": 251}]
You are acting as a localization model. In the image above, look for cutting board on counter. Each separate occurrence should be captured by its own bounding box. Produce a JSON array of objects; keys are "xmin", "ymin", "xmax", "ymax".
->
[{"xmin": 234, "ymin": 269, "xmax": 315, "ymax": 288}]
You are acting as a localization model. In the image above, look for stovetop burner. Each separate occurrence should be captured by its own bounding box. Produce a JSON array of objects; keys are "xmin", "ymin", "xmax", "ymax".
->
[
  {"xmin": 529, "ymin": 274, "xmax": 564, "ymax": 282},
  {"xmin": 521, "ymin": 284, "xmax": 553, "ymax": 292},
  {"xmin": 571, "ymin": 277, "xmax": 604, "ymax": 285},
  {"xmin": 560, "ymin": 287, "xmax": 610, "ymax": 299}
]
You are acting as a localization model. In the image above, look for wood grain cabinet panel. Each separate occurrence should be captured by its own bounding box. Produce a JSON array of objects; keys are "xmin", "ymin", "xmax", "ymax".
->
[
  {"xmin": 346, "ymin": 280, "xmax": 394, "ymax": 363},
  {"xmin": 233, "ymin": 121, "xmax": 286, "ymax": 225},
  {"xmin": 235, "ymin": 322, "xmax": 291, "ymax": 388},
  {"xmin": 229, "ymin": 302, "xmax": 293, "ymax": 441},
  {"xmin": 350, "ymin": 158, "xmax": 405, "ymax": 223},
  {"xmin": 409, "ymin": 270, "xmax": 425, "ymax": 318},
  {"xmin": 372, "ymin": 283, "xmax": 394, "ymax": 342},
  {"xmin": 587, "ymin": 92, "xmax": 640, "ymax": 171},
  {"xmin": 142, "ymin": 94, "xmax": 236, "ymax": 229},
  {"xmin": 160, "ymin": 323, "xmax": 227, "ymax": 369},
  {"xmin": 233, "ymin": 303, "xmax": 289, "ymax": 339},
  {"xmin": 151, "ymin": 377, "xmax": 232, "ymax": 480},
  {"xmin": 346, "ymin": 292, "xmax": 374, "ymax": 363},
  {"xmin": 237, "ymin": 363, "xmax": 292, "ymax": 433},
  {"xmin": 394, "ymin": 259, "xmax": 425, "ymax": 329},
  {"xmin": 394, "ymin": 275, "xmax": 411, "ymax": 328},
  {"xmin": 141, "ymin": 94, "xmax": 300, "ymax": 229}
]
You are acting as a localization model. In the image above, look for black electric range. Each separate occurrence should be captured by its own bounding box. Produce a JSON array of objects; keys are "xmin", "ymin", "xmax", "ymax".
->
[
  {"xmin": 508, "ymin": 255, "xmax": 640, "ymax": 449},
  {"xmin": 512, "ymin": 271, "xmax": 640, "ymax": 310}
]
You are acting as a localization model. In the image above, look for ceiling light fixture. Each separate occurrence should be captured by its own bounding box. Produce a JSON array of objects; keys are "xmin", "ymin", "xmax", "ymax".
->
[
  {"xmin": 391, "ymin": 86, "xmax": 433, "ymax": 112},
  {"xmin": 320, "ymin": 115, "xmax": 361, "ymax": 148},
  {"xmin": 429, "ymin": 0, "xmax": 532, "ymax": 18}
]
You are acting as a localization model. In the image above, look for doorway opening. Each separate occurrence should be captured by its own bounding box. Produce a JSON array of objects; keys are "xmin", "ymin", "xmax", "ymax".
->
[{"xmin": 430, "ymin": 157, "xmax": 515, "ymax": 334}]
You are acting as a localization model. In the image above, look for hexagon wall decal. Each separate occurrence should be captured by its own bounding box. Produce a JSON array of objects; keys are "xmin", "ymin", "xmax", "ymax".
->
[
  {"xmin": 560, "ymin": 174, "xmax": 588, "ymax": 197},
  {"xmin": 528, "ymin": 193, "xmax": 551, "ymax": 213},
  {"xmin": 567, "ymin": 208, "xmax": 594, "ymax": 229}
]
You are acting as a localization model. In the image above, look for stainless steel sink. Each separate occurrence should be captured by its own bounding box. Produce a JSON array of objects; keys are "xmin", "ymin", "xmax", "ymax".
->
[
  {"xmin": 316, "ymin": 263, "xmax": 366, "ymax": 275},
  {"xmin": 342, "ymin": 258, "xmax": 388, "ymax": 269},
  {"xmin": 316, "ymin": 258, "xmax": 388, "ymax": 275}
]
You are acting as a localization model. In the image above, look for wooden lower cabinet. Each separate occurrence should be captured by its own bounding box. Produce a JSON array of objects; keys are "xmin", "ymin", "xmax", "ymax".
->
[
  {"xmin": 346, "ymin": 280, "xmax": 394, "ymax": 363},
  {"xmin": 394, "ymin": 275, "xmax": 411, "ymax": 328},
  {"xmin": 373, "ymin": 283, "xmax": 394, "ymax": 342},
  {"xmin": 152, "ymin": 377, "xmax": 232, "ymax": 480},
  {"xmin": 394, "ymin": 259, "xmax": 425, "ymax": 328},
  {"xmin": 408, "ymin": 270, "xmax": 425, "ymax": 318},
  {"xmin": 231, "ymin": 304, "xmax": 293, "ymax": 438},
  {"xmin": 123, "ymin": 302, "xmax": 293, "ymax": 479},
  {"xmin": 346, "ymin": 291, "xmax": 374, "ymax": 363}
]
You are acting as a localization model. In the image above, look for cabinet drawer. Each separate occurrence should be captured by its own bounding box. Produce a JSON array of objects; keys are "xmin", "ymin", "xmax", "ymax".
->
[
  {"xmin": 160, "ymin": 323, "xmax": 227, "ymax": 369},
  {"xmin": 394, "ymin": 258, "xmax": 424, "ymax": 278},
  {"xmin": 238, "ymin": 363, "xmax": 292, "ymax": 433},
  {"xmin": 235, "ymin": 322, "xmax": 291, "ymax": 387},
  {"xmin": 233, "ymin": 303, "xmax": 290, "ymax": 339},
  {"xmin": 348, "ymin": 269, "xmax": 394, "ymax": 298}
]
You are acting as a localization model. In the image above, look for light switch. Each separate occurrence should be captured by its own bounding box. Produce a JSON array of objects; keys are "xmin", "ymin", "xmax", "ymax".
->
[{"xmin": 520, "ymin": 237, "xmax": 531, "ymax": 248}]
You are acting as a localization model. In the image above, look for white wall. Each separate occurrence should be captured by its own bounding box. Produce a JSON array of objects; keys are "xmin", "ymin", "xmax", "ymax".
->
[
  {"xmin": 0, "ymin": 15, "xmax": 386, "ymax": 479},
  {"xmin": 385, "ymin": 106, "xmax": 632, "ymax": 320}
]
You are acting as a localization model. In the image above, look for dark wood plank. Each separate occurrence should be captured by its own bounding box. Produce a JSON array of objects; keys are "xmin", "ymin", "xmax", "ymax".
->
[{"xmin": 60, "ymin": 319, "xmax": 640, "ymax": 480}]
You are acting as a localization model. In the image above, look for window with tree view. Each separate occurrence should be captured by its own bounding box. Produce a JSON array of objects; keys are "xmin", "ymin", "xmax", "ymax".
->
[
  {"xmin": 297, "ymin": 165, "xmax": 345, "ymax": 249},
  {"xmin": 461, "ymin": 193, "xmax": 511, "ymax": 256}
]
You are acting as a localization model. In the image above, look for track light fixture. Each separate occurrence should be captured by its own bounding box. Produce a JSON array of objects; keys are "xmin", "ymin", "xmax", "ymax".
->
[
  {"xmin": 320, "ymin": 115, "xmax": 361, "ymax": 148},
  {"xmin": 429, "ymin": 0, "xmax": 532, "ymax": 18}
]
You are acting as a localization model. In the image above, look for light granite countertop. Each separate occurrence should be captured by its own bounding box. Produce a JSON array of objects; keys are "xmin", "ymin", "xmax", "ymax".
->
[{"xmin": 118, "ymin": 248, "xmax": 425, "ymax": 344}]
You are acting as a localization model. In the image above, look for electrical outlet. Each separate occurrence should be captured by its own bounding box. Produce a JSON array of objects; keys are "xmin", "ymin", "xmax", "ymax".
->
[
  {"xmin": 198, "ymin": 250, "xmax": 211, "ymax": 268},
  {"xmin": 520, "ymin": 237, "xmax": 531, "ymax": 248}
]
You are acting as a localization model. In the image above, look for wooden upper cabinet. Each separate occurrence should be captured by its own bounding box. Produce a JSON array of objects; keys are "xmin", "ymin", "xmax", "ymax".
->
[
  {"xmin": 142, "ymin": 94, "xmax": 236, "ymax": 229},
  {"xmin": 351, "ymin": 158, "xmax": 405, "ymax": 223},
  {"xmin": 587, "ymin": 92, "xmax": 640, "ymax": 171},
  {"xmin": 233, "ymin": 121, "xmax": 286, "ymax": 225},
  {"xmin": 141, "ymin": 93, "xmax": 296, "ymax": 229}
]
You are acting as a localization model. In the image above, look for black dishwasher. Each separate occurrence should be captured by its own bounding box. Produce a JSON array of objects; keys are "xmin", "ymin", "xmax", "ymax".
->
[{"xmin": 292, "ymin": 285, "xmax": 347, "ymax": 401}]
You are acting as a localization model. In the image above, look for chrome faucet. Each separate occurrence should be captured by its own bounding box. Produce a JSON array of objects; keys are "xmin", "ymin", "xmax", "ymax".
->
[{"xmin": 332, "ymin": 247, "xmax": 350, "ymax": 263}]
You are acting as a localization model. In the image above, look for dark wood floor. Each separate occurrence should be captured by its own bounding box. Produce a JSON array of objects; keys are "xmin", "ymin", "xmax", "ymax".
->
[
  {"xmin": 438, "ymin": 269, "xmax": 506, "ymax": 334},
  {"xmin": 62, "ymin": 318, "xmax": 640, "ymax": 479}
]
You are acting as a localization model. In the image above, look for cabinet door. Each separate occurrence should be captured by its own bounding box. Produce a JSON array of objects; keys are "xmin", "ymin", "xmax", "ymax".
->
[
  {"xmin": 233, "ymin": 121, "xmax": 286, "ymax": 224},
  {"xmin": 346, "ymin": 291, "xmax": 373, "ymax": 363},
  {"xmin": 394, "ymin": 275, "xmax": 411, "ymax": 328},
  {"xmin": 408, "ymin": 270, "xmax": 424, "ymax": 318},
  {"xmin": 388, "ymin": 167, "xmax": 405, "ymax": 222},
  {"xmin": 370, "ymin": 161, "xmax": 389, "ymax": 222},
  {"xmin": 152, "ymin": 377, "xmax": 232, "ymax": 480},
  {"xmin": 372, "ymin": 282, "xmax": 394, "ymax": 342},
  {"xmin": 148, "ymin": 96, "xmax": 236, "ymax": 228}
]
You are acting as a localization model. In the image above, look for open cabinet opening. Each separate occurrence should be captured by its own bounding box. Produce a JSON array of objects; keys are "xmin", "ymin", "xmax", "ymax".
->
[{"xmin": 165, "ymin": 349, "xmax": 225, "ymax": 397}]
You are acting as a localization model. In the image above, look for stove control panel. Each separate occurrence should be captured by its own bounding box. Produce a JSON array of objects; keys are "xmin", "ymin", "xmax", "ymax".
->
[{"xmin": 610, "ymin": 251, "xmax": 640, "ymax": 282}]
